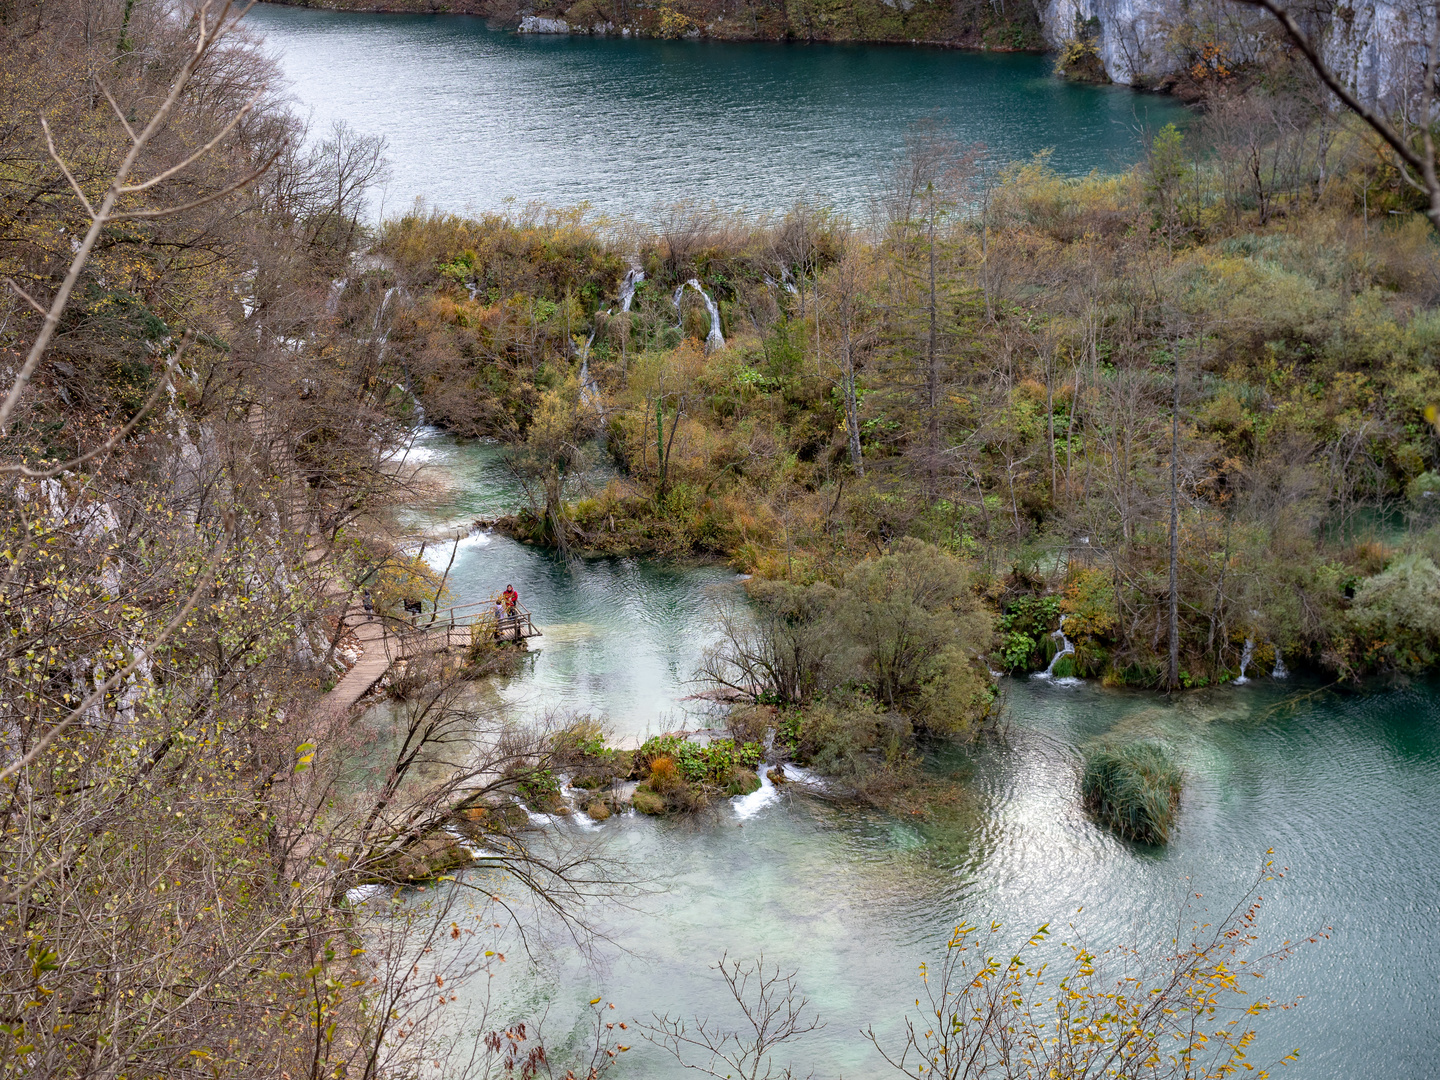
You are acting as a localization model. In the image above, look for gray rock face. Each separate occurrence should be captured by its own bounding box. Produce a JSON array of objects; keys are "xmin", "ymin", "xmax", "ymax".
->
[
  {"xmin": 518, "ymin": 15, "xmax": 570, "ymax": 33},
  {"xmin": 1037, "ymin": 0, "xmax": 1186, "ymax": 86},
  {"xmin": 1320, "ymin": 1, "xmax": 1428, "ymax": 108},
  {"xmin": 1037, "ymin": 0, "xmax": 1421, "ymax": 104}
]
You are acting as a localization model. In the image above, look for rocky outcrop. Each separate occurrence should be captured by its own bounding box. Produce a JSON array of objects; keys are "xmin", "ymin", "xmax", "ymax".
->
[
  {"xmin": 1320, "ymin": 1, "xmax": 1427, "ymax": 108},
  {"xmin": 1037, "ymin": 0, "xmax": 1185, "ymax": 85},
  {"xmin": 518, "ymin": 14, "xmax": 572, "ymax": 31},
  {"xmin": 1038, "ymin": 0, "xmax": 1422, "ymax": 104}
]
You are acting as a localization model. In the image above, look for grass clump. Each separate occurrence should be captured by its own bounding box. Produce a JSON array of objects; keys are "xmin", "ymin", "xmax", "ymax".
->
[{"xmin": 1081, "ymin": 741, "xmax": 1182, "ymax": 845}]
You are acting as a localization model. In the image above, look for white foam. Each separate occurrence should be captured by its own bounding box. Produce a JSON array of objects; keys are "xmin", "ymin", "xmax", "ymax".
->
[
  {"xmin": 780, "ymin": 764, "xmax": 828, "ymax": 791},
  {"xmin": 344, "ymin": 883, "xmax": 383, "ymax": 905},
  {"xmin": 732, "ymin": 766, "xmax": 777, "ymax": 820}
]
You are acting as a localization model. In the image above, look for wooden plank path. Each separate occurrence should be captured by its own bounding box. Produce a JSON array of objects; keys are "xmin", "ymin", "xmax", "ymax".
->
[
  {"xmin": 311, "ymin": 612, "xmax": 396, "ymax": 725},
  {"xmin": 309, "ymin": 601, "xmax": 540, "ymax": 723}
]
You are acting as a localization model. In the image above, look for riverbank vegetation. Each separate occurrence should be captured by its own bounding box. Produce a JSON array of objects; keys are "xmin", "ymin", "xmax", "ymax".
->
[
  {"xmin": 383, "ymin": 76, "xmax": 1440, "ymax": 701},
  {"xmin": 0, "ymin": 1, "xmax": 629, "ymax": 1074},
  {"xmin": 0, "ymin": 0, "xmax": 1415, "ymax": 1071},
  {"xmin": 260, "ymin": 0, "xmax": 1046, "ymax": 52}
]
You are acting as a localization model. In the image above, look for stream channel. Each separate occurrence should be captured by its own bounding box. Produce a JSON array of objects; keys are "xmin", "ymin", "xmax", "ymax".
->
[{"xmin": 367, "ymin": 429, "xmax": 1439, "ymax": 1078}]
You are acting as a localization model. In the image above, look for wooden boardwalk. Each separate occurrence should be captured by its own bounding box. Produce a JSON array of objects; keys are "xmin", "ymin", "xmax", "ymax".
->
[
  {"xmin": 311, "ymin": 612, "xmax": 396, "ymax": 725},
  {"xmin": 310, "ymin": 601, "xmax": 541, "ymax": 724}
]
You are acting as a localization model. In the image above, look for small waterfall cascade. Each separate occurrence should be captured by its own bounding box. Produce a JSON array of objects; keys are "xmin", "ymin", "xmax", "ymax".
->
[
  {"xmin": 672, "ymin": 278, "xmax": 725, "ymax": 351},
  {"xmin": 1271, "ymin": 645, "xmax": 1288, "ymax": 679},
  {"xmin": 618, "ymin": 267, "xmax": 644, "ymax": 312},
  {"xmin": 1033, "ymin": 616, "xmax": 1079, "ymax": 683},
  {"xmin": 372, "ymin": 287, "xmax": 425, "ymax": 421},
  {"xmin": 764, "ymin": 270, "xmax": 800, "ymax": 297},
  {"xmin": 374, "ymin": 286, "xmax": 397, "ymax": 334},
  {"xmin": 577, "ymin": 331, "xmax": 601, "ymax": 414},
  {"xmin": 373, "ymin": 286, "xmax": 404, "ymax": 363},
  {"xmin": 576, "ymin": 268, "xmax": 643, "ymax": 415},
  {"xmin": 327, "ymin": 277, "xmax": 347, "ymax": 315},
  {"xmin": 1235, "ymin": 638, "xmax": 1256, "ymax": 684}
]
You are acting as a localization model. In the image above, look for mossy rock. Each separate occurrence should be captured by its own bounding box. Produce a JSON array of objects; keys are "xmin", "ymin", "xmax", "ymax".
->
[
  {"xmin": 359, "ymin": 833, "xmax": 474, "ymax": 886},
  {"xmin": 725, "ymin": 770, "xmax": 762, "ymax": 797},
  {"xmin": 454, "ymin": 803, "xmax": 528, "ymax": 836},
  {"xmin": 767, "ymin": 765, "xmax": 788, "ymax": 784},
  {"xmin": 632, "ymin": 784, "xmax": 667, "ymax": 815},
  {"xmin": 585, "ymin": 801, "xmax": 612, "ymax": 821},
  {"xmin": 525, "ymin": 791, "xmax": 567, "ymax": 814}
]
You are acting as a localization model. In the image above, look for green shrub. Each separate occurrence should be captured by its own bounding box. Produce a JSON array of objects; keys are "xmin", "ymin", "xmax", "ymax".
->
[
  {"xmin": 1349, "ymin": 553, "xmax": 1440, "ymax": 671},
  {"xmin": 635, "ymin": 734, "xmax": 762, "ymax": 785},
  {"xmin": 517, "ymin": 768, "xmax": 563, "ymax": 812},
  {"xmin": 998, "ymin": 595, "xmax": 1060, "ymax": 672},
  {"xmin": 551, "ymin": 716, "xmax": 611, "ymax": 763},
  {"xmin": 1081, "ymin": 741, "xmax": 1182, "ymax": 845}
]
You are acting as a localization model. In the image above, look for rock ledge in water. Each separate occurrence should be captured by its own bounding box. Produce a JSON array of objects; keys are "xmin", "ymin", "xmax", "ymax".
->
[{"xmin": 518, "ymin": 15, "xmax": 568, "ymax": 33}]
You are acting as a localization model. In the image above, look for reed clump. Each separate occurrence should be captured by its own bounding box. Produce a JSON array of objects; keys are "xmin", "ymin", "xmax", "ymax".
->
[{"xmin": 1081, "ymin": 741, "xmax": 1182, "ymax": 845}]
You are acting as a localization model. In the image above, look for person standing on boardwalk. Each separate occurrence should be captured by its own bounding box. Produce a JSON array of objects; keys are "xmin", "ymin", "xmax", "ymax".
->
[
  {"xmin": 502, "ymin": 584, "xmax": 518, "ymax": 616},
  {"xmin": 361, "ymin": 589, "xmax": 374, "ymax": 621}
]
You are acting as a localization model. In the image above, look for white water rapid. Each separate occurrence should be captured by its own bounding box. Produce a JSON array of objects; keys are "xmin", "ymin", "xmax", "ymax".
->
[
  {"xmin": 1235, "ymin": 638, "xmax": 1256, "ymax": 684},
  {"xmin": 1032, "ymin": 615, "xmax": 1080, "ymax": 684}
]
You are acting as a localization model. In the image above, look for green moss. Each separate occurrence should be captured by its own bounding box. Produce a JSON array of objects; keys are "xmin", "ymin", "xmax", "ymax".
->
[
  {"xmin": 631, "ymin": 784, "xmax": 667, "ymax": 815},
  {"xmin": 724, "ymin": 770, "xmax": 762, "ymax": 797}
]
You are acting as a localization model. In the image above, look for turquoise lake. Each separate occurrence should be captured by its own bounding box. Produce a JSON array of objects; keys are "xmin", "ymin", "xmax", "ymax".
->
[{"xmin": 249, "ymin": 4, "xmax": 1189, "ymax": 218}]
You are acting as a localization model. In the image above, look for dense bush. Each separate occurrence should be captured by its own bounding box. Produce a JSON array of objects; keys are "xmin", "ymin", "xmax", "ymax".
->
[
  {"xmin": 704, "ymin": 541, "xmax": 996, "ymax": 738},
  {"xmin": 1348, "ymin": 554, "xmax": 1440, "ymax": 672},
  {"xmin": 635, "ymin": 733, "xmax": 763, "ymax": 784}
]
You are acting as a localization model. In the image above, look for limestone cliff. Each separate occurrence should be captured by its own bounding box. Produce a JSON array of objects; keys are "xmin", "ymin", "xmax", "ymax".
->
[{"xmin": 1037, "ymin": 0, "xmax": 1422, "ymax": 103}]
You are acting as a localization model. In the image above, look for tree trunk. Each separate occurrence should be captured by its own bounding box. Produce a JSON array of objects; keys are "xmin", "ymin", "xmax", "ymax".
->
[
  {"xmin": 1046, "ymin": 350, "xmax": 1056, "ymax": 505},
  {"xmin": 842, "ymin": 314, "xmax": 863, "ymax": 475},
  {"xmin": 926, "ymin": 216, "xmax": 939, "ymax": 498},
  {"xmin": 1168, "ymin": 342, "xmax": 1182, "ymax": 692}
]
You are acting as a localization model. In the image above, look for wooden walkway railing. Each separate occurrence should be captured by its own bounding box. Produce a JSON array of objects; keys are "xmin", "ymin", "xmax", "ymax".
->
[{"xmin": 399, "ymin": 597, "xmax": 542, "ymax": 645}]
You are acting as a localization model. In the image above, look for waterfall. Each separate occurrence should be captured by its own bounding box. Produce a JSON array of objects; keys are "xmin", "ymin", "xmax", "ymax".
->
[
  {"xmin": 1270, "ymin": 645, "xmax": 1288, "ymax": 679},
  {"xmin": 577, "ymin": 330, "xmax": 601, "ymax": 414},
  {"xmin": 576, "ymin": 268, "xmax": 643, "ymax": 416},
  {"xmin": 373, "ymin": 286, "xmax": 397, "ymax": 335},
  {"xmin": 373, "ymin": 287, "xmax": 422, "ymax": 420},
  {"xmin": 1235, "ymin": 637, "xmax": 1255, "ymax": 684},
  {"xmin": 373, "ymin": 286, "xmax": 399, "ymax": 364},
  {"xmin": 327, "ymin": 278, "xmax": 346, "ymax": 315},
  {"xmin": 1033, "ymin": 616, "xmax": 1079, "ymax": 683},
  {"xmin": 764, "ymin": 272, "xmax": 799, "ymax": 298},
  {"xmin": 672, "ymin": 278, "xmax": 724, "ymax": 351},
  {"xmin": 618, "ymin": 267, "xmax": 643, "ymax": 312}
]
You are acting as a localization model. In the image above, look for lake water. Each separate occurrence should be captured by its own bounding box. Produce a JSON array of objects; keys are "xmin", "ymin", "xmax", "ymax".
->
[
  {"xmin": 388, "ymin": 432, "xmax": 1440, "ymax": 1079},
  {"xmin": 248, "ymin": 4, "xmax": 1189, "ymax": 218}
]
